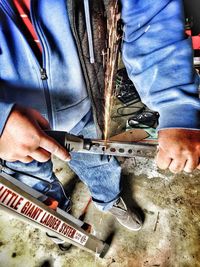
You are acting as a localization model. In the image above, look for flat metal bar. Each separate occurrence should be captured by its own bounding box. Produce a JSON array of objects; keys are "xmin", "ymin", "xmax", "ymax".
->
[
  {"xmin": 45, "ymin": 130, "xmax": 157, "ymax": 158},
  {"xmin": 84, "ymin": 140, "xmax": 158, "ymax": 158}
]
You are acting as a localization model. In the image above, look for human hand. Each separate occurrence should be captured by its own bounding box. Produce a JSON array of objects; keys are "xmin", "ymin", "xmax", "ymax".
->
[
  {"xmin": 0, "ymin": 105, "xmax": 71, "ymax": 163},
  {"xmin": 156, "ymin": 129, "xmax": 200, "ymax": 173}
]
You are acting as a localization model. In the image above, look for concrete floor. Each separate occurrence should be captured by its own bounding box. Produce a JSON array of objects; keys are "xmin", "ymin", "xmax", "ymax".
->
[{"xmin": 0, "ymin": 154, "xmax": 200, "ymax": 267}]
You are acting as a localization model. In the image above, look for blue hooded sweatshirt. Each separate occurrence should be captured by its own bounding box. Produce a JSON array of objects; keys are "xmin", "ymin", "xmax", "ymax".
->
[
  {"xmin": 0, "ymin": 0, "xmax": 91, "ymax": 135},
  {"xmin": 0, "ymin": 0, "xmax": 200, "ymax": 138},
  {"xmin": 121, "ymin": 0, "xmax": 200, "ymax": 130}
]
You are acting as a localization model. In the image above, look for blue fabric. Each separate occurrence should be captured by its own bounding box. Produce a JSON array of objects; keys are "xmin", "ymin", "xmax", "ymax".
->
[
  {"xmin": 121, "ymin": 0, "xmax": 200, "ymax": 130},
  {"xmin": 4, "ymin": 160, "xmax": 71, "ymax": 211},
  {"xmin": 1, "ymin": 0, "xmax": 199, "ymax": 211},
  {"xmin": 0, "ymin": 0, "xmax": 91, "ymax": 133},
  {"xmin": 0, "ymin": 0, "xmax": 121, "ymax": 211},
  {"xmin": 5, "ymin": 117, "xmax": 121, "ymax": 211},
  {"xmin": 68, "ymin": 117, "xmax": 122, "ymax": 211},
  {"xmin": 0, "ymin": 102, "xmax": 14, "ymax": 135}
]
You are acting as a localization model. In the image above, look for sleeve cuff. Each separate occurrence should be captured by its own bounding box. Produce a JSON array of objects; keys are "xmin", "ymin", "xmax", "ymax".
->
[{"xmin": 157, "ymin": 104, "xmax": 200, "ymax": 130}]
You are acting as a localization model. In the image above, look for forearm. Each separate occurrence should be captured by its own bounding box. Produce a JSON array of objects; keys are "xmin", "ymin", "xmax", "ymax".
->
[{"xmin": 121, "ymin": 0, "xmax": 200, "ymax": 130}]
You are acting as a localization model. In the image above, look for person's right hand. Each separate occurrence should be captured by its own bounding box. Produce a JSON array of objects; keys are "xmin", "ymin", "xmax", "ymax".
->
[{"xmin": 0, "ymin": 105, "xmax": 71, "ymax": 163}]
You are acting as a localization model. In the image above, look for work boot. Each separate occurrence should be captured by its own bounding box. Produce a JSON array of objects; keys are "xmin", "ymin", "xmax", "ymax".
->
[{"xmin": 109, "ymin": 197, "xmax": 142, "ymax": 231}]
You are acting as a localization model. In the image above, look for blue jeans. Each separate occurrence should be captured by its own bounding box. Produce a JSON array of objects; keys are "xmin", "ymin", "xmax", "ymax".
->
[{"xmin": 4, "ymin": 118, "xmax": 121, "ymax": 211}]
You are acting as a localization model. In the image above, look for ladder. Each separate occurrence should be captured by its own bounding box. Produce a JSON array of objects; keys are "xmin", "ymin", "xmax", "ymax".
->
[{"xmin": 0, "ymin": 172, "xmax": 109, "ymax": 257}]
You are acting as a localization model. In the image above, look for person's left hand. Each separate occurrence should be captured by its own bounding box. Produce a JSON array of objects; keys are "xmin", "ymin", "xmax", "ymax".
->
[{"xmin": 156, "ymin": 128, "xmax": 200, "ymax": 173}]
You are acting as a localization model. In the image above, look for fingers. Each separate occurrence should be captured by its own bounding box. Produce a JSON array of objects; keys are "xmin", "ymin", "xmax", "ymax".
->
[
  {"xmin": 169, "ymin": 158, "xmax": 199, "ymax": 174},
  {"xmin": 4, "ymin": 156, "xmax": 34, "ymax": 163},
  {"xmin": 28, "ymin": 110, "xmax": 69, "ymax": 161},
  {"xmin": 157, "ymin": 148, "xmax": 200, "ymax": 173},
  {"xmin": 184, "ymin": 157, "xmax": 199, "ymax": 173},
  {"xmin": 156, "ymin": 148, "xmax": 186, "ymax": 173},
  {"xmin": 5, "ymin": 134, "xmax": 70, "ymax": 163},
  {"xmin": 156, "ymin": 148, "xmax": 172, "ymax": 170},
  {"xmin": 157, "ymin": 129, "xmax": 200, "ymax": 174},
  {"xmin": 0, "ymin": 105, "xmax": 70, "ymax": 163},
  {"xmin": 31, "ymin": 109, "xmax": 50, "ymax": 130},
  {"xmin": 29, "ymin": 148, "xmax": 51, "ymax": 162},
  {"xmin": 6, "ymin": 149, "xmax": 51, "ymax": 164},
  {"xmin": 197, "ymin": 163, "xmax": 200, "ymax": 170},
  {"xmin": 168, "ymin": 159, "xmax": 186, "ymax": 174},
  {"xmin": 39, "ymin": 134, "xmax": 71, "ymax": 161},
  {"xmin": 18, "ymin": 156, "xmax": 34, "ymax": 163}
]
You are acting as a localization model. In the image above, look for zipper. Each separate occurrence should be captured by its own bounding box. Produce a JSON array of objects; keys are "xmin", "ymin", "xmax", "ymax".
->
[
  {"xmin": 39, "ymin": 67, "xmax": 53, "ymax": 128},
  {"xmin": 30, "ymin": 1, "xmax": 53, "ymax": 128},
  {"xmin": 39, "ymin": 67, "xmax": 53, "ymax": 127},
  {"xmin": 0, "ymin": 0, "xmax": 54, "ymax": 128},
  {"xmin": 39, "ymin": 67, "xmax": 53, "ymax": 129},
  {"xmin": 40, "ymin": 68, "xmax": 48, "ymax": 80}
]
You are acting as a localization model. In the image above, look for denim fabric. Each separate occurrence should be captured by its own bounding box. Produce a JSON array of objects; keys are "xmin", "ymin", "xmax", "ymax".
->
[
  {"xmin": 4, "ymin": 160, "xmax": 71, "ymax": 211},
  {"xmin": 3, "ymin": 117, "xmax": 121, "ymax": 211},
  {"xmin": 69, "ymin": 117, "xmax": 122, "ymax": 211}
]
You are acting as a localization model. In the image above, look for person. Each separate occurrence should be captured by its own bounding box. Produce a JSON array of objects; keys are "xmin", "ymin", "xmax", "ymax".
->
[
  {"xmin": 121, "ymin": 0, "xmax": 200, "ymax": 174},
  {"xmin": 0, "ymin": 0, "xmax": 199, "ymax": 235}
]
